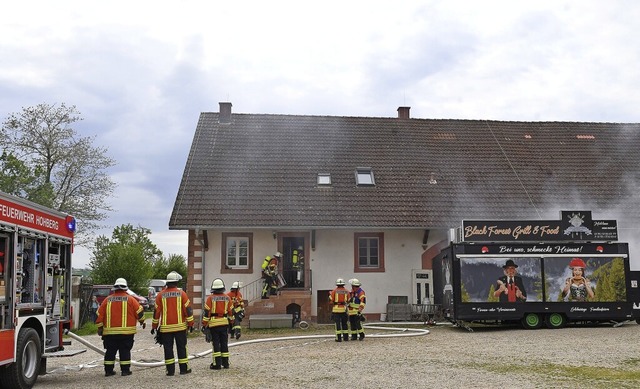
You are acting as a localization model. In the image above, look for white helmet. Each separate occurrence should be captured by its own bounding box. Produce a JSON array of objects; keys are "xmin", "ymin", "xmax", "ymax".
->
[
  {"xmin": 231, "ymin": 281, "xmax": 240, "ymax": 289},
  {"xmin": 274, "ymin": 251, "xmax": 282, "ymax": 258},
  {"xmin": 350, "ymin": 278, "xmax": 361, "ymax": 287},
  {"xmin": 211, "ymin": 278, "xmax": 225, "ymax": 292},
  {"xmin": 336, "ymin": 278, "xmax": 345, "ymax": 286},
  {"xmin": 113, "ymin": 278, "xmax": 128, "ymax": 290},
  {"xmin": 166, "ymin": 271, "xmax": 182, "ymax": 283}
]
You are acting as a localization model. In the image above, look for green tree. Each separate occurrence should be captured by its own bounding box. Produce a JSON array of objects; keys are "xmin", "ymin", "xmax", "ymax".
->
[
  {"xmin": 487, "ymin": 284, "xmax": 498, "ymax": 302},
  {"xmin": 591, "ymin": 258, "xmax": 626, "ymax": 302},
  {"xmin": 152, "ymin": 253, "xmax": 188, "ymax": 289},
  {"xmin": 1, "ymin": 103, "xmax": 116, "ymax": 244},
  {"xmin": 89, "ymin": 224, "xmax": 160, "ymax": 294}
]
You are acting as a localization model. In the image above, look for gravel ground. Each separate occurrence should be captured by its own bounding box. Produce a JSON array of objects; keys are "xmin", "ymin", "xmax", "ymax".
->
[{"xmin": 35, "ymin": 320, "xmax": 640, "ymax": 389}]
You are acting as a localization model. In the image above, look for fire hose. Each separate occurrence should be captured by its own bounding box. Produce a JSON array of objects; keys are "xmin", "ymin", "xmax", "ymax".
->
[{"xmin": 63, "ymin": 323, "xmax": 429, "ymax": 369}]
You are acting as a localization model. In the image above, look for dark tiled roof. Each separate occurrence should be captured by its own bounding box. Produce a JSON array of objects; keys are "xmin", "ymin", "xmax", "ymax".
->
[{"xmin": 170, "ymin": 111, "xmax": 640, "ymax": 230}]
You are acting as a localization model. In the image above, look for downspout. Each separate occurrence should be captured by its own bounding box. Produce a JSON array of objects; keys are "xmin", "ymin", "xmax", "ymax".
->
[{"xmin": 195, "ymin": 228, "xmax": 208, "ymax": 327}]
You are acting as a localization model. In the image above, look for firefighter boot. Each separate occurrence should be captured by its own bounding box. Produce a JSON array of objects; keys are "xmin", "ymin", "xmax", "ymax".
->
[
  {"xmin": 351, "ymin": 334, "xmax": 357, "ymax": 341},
  {"xmin": 359, "ymin": 333, "xmax": 365, "ymax": 341},
  {"xmin": 235, "ymin": 328, "xmax": 241, "ymax": 340},
  {"xmin": 166, "ymin": 363, "xmax": 176, "ymax": 376},
  {"xmin": 342, "ymin": 333, "xmax": 349, "ymax": 342},
  {"xmin": 210, "ymin": 357, "xmax": 222, "ymax": 370},
  {"xmin": 105, "ymin": 366, "xmax": 116, "ymax": 377},
  {"xmin": 179, "ymin": 363, "xmax": 192, "ymax": 375},
  {"xmin": 222, "ymin": 357, "xmax": 229, "ymax": 369},
  {"xmin": 121, "ymin": 365, "xmax": 132, "ymax": 376}
]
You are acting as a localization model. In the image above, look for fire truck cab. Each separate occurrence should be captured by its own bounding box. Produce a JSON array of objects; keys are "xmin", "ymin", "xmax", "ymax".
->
[{"xmin": 0, "ymin": 191, "xmax": 83, "ymax": 389}]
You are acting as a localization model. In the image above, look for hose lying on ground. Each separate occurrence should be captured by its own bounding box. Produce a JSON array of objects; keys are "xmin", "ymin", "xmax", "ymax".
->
[{"xmin": 62, "ymin": 323, "xmax": 429, "ymax": 369}]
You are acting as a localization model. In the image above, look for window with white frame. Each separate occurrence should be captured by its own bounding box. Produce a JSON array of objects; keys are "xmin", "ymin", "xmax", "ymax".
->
[
  {"xmin": 355, "ymin": 167, "xmax": 375, "ymax": 186},
  {"xmin": 226, "ymin": 236, "xmax": 249, "ymax": 268}
]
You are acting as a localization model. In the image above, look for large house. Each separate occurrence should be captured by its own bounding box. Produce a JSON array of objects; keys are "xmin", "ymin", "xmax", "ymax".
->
[{"xmin": 169, "ymin": 102, "xmax": 640, "ymax": 323}]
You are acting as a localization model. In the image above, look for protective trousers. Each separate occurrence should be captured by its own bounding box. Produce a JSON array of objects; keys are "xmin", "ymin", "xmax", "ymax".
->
[
  {"xmin": 103, "ymin": 335, "xmax": 134, "ymax": 375},
  {"xmin": 348, "ymin": 314, "xmax": 365, "ymax": 341},
  {"xmin": 333, "ymin": 312, "xmax": 349, "ymax": 342},
  {"xmin": 210, "ymin": 325, "xmax": 230, "ymax": 369},
  {"xmin": 161, "ymin": 330, "xmax": 190, "ymax": 375}
]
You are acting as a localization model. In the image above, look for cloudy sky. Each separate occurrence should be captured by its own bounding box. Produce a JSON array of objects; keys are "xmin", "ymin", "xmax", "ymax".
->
[{"xmin": 2, "ymin": 1, "xmax": 639, "ymax": 268}]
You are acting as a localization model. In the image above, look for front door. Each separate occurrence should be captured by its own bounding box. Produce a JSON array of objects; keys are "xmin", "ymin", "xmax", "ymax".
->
[
  {"xmin": 279, "ymin": 233, "xmax": 309, "ymax": 289},
  {"xmin": 412, "ymin": 270, "xmax": 434, "ymax": 305}
]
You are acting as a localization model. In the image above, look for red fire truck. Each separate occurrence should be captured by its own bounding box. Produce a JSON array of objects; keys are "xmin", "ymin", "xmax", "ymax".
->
[{"xmin": 0, "ymin": 191, "xmax": 83, "ymax": 389}]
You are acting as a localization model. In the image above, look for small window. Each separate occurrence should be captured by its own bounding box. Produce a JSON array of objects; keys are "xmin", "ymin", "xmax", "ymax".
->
[
  {"xmin": 317, "ymin": 173, "xmax": 331, "ymax": 185},
  {"xmin": 221, "ymin": 232, "xmax": 254, "ymax": 274},
  {"xmin": 355, "ymin": 167, "xmax": 375, "ymax": 186},
  {"xmin": 353, "ymin": 232, "xmax": 385, "ymax": 273}
]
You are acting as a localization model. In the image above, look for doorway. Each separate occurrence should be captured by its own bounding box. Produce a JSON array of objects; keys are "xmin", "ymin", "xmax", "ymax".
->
[
  {"xmin": 412, "ymin": 270, "xmax": 434, "ymax": 305},
  {"xmin": 279, "ymin": 233, "xmax": 308, "ymax": 289}
]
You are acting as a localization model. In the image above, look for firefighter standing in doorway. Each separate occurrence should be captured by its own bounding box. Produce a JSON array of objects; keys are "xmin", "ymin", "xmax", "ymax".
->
[
  {"xmin": 348, "ymin": 278, "xmax": 366, "ymax": 341},
  {"xmin": 261, "ymin": 255, "xmax": 279, "ymax": 299},
  {"xmin": 227, "ymin": 281, "xmax": 245, "ymax": 339},
  {"xmin": 202, "ymin": 278, "xmax": 234, "ymax": 369},
  {"xmin": 95, "ymin": 278, "xmax": 146, "ymax": 377},
  {"xmin": 151, "ymin": 271, "xmax": 195, "ymax": 376},
  {"xmin": 329, "ymin": 278, "xmax": 350, "ymax": 342},
  {"xmin": 292, "ymin": 246, "xmax": 304, "ymax": 286}
]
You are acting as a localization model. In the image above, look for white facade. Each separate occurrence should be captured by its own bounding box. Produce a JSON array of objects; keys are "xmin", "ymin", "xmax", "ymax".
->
[{"xmin": 199, "ymin": 228, "xmax": 449, "ymax": 317}]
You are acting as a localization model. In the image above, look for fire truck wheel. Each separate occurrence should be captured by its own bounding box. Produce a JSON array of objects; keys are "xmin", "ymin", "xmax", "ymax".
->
[
  {"xmin": 521, "ymin": 313, "xmax": 542, "ymax": 330},
  {"xmin": 0, "ymin": 327, "xmax": 41, "ymax": 389},
  {"xmin": 544, "ymin": 313, "xmax": 566, "ymax": 329}
]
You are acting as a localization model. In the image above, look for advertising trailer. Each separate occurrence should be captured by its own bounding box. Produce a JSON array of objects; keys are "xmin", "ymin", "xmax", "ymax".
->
[{"xmin": 433, "ymin": 211, "xmax": 640, "ymax": 330}]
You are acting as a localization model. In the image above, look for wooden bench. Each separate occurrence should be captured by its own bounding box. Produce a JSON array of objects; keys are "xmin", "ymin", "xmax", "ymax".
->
[{"xmin": 249, "ymin": 314, "xmax": 293, "ymax": 329}]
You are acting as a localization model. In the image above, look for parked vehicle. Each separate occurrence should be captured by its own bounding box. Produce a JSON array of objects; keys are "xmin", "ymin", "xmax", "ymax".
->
[
  {"xmin": 433, "ymin": 210, "xmax": 640, "ymax": 330},
  {"xmin": 92, "ymin": 285, "xmax": 150, "ymax": 311}
]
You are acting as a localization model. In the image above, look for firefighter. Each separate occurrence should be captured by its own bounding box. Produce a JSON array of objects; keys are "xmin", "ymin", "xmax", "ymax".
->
[
  {"xmin": 95, "ymin": 278, "xmax": 145, "ymax": 377},
  {"xmin": 329, "ymin": 278, "xmax": 350, "ymax": 342},
  {"xmin": 292, "ymin": 246, "xmax": 304, "ymax": 286},
  {"xmin": 348, "ymin": 278, "xmax": 367, "ymax": 341},
  {"xmin": 151, "ymin": 271, "xmax": 195, "ymax": 376},
  {"xmin": 261, "ymin": 255, "xmax": 278, "ymax": 299},
  {"xmin": 202, "ymin": 278, "xmax": 234, "ymax": 369},
  {"xmin": 227, "ymin": 281, "xmax": 245, "ymax": 339}
]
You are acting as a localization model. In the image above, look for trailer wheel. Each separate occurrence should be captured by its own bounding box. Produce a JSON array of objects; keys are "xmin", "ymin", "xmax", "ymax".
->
[
  {"xmin": 521, "ymin": 313, "xmax": 542, "ymax": 329},
  {"xmin": 545, "ymin": 313, "xmax": 566, "ymax": 329},
  {"xmin": 0, "ymin": 327, "xmax": 42, "ymax": 389}
]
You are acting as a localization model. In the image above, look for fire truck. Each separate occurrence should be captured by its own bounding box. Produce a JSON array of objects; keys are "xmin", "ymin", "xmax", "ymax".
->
[{"xmin": 0, "ymin": 190, "xmax": 83, "ymax": 389}]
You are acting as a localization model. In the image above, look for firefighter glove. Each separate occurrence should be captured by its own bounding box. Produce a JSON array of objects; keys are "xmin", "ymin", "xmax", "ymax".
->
[
  {"xmin": 141, "ymin": 322, "xmax": 146, "ymax": 329},
  {"xmin": 97, "ymin": 327, "xmax": 103, "ymax": 336},
  {"xmin": 189, "ymin": 326, "xmax": 194, "ymax": 333},
  {"xmin": 150, "ymin": 328, "xmax": 156, "ymax": 335},
  {"xmin": 203, "ymin": 327, "xmax": 212, "ymax": 343}
]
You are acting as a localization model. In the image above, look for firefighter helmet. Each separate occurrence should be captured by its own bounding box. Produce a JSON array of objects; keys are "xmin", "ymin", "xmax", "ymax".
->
[
  {"xmin": 166, "ymin": 271, "xmax": 182, "ymax": 283},
  {"xmin": 350, "ymin": 278, "xmax": 361, "ymax": 287},
  {"xmin": 336, "ymin": 278, "xmax": 345, "ymax": 286},
  {"xmin": 211, "ymin": 278, "xmax": 225, "ymax": 292},
  {"xmin": 231, "ymin": 281, "xmax": 240, "ymax": 289},
  {"xmin": 274, "ymin": 251, "xmax": 282, "ymax": 258},
  {"xmin": 113, "ymin": 278, "xmax": 128, "ymax": 290}
]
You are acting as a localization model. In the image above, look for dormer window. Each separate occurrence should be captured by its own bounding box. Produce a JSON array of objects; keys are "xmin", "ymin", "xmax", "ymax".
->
[
  {"xmin": 355, "ymin": 167, "xmax": 375, "ymax": 186},
  {"xmin": 317, "ymin": 173, "xmax": 332, "ymax": 186}
]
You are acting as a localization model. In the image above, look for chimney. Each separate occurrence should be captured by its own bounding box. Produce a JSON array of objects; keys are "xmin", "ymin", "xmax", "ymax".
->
[
  {"xmin": 219, "ymin": 102, "xmax": 232, "ymax": 123},
  {"xmin": 397, "ymin": 106, "xmax": 410, "ymax": 119}
]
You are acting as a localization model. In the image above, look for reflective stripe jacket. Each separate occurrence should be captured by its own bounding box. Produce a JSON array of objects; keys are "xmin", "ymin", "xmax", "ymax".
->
[
  {"xmin": 227, "ymin": 289, "xmax": 245, "ymax": 314},
  {"xmin": 152, "ymin": 285, "xmax": 194, "ymax": 333},
  {"xmin": 96, "ymin": 290, "xmax": 144, "ymax": 335},
  {"xmin": 202, "ymin": 292, "xmax": 234, "ymax": 328},
  {"xmin": 348, "ymin": 287, "xmax": 366, "ymax": 315},
  {"xmin": 329, "ymin": 286, "xmax": 349, "ymax": 314}
]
